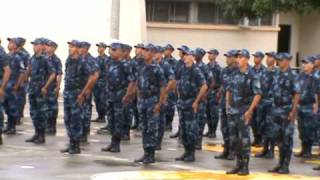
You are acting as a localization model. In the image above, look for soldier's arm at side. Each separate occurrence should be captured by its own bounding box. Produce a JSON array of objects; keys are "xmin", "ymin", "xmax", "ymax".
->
[
  {"xmin": 81, "ymin": 71, "xmax": 99, "ymax": 98},
  {"xmin": 41, "ymin": 72, "xmax": 57, "ymax": 95},
  {"xmin": 13, "ymin": 70, "xmax": 26, "ymax": 92},
  {"xmin": 193, "ymin": 84, "xmax": 208, "ymax": 113},
  {"xmin": 1, "ymin": 65, "xmax": 11, "ymax": 90},
  {"xmin": 244, "ymin": 94, "xmax": 261, "ymax": 125},
  {"xmin": 288, "ymin": 93, "xmax": 300, "ymax": 122}
]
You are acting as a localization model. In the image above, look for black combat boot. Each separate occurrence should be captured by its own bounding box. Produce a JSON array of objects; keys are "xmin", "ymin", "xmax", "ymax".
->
[
  {"xmin": 313, "ymin": 165, "xmax": 320, "ymax": 171},
  {"xmin": 278, "ymin": 155, "xmax": 290, "ymax": 174},
  {"xmin": 26, "ymin": 128, "xmax": 39, "ymax": 143},
  {"xmin": 33, "ymin": 129, "xmax": 45, "ymax": 144},
  {"xmin": 226, "ymin": 157, "xmax": 242, "ymax": 174},
  {"xmin": 60, "ymin": 141, "xmax": 71, "ymax": 153},
  {"xmin": 0, "ymin": 130, "xmax": 3, "ymax": 145},
  {"xmin": 69, "ymin": 140, "xmax": 81, "ymax": 154},
  {"xmin": 108, "ymin": 137, "xmax": 120, "ymax": 153},
  {"xmin": 215, "ymin": 142, "xmax": 229, "ymax": 159},
  {"xmin": 176, "ymin": 145, "xmax": 188, "ymax": 161},
  {"xmin": 143, "ymin": 148, "xmax": 155, "ymax": 164},
  {"xmin": 237, "ymin": 157, "xmax": 250, "ymax": 176},
  {"xmin": 195, "ymin": 136, "xmax": 202, "ymax": 150},
  {"xmin": 269, "ymin": 149, "xmax": 284, "ymax": 173},
  {"xmin": 6, "ymin": 118, "xmax": 16, "ymax": 135},
  {"xmin": 302, "ymin": 143, "xmax": 312, "ymax": 158},
  {"xmin": 184, "ymin": 145, "xmax": 195, "ymax": 162},
  {"xmin": 134, "ymin": 151, "xmax": 147, "ymax": 163},
  {"xmin": 265, "ymin": 141, "xmax": 275, "ymax": 159}
]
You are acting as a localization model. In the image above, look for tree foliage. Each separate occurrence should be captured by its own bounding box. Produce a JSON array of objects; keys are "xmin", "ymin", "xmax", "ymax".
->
[{"xmin": 218, "ymin": 0, "xmax": 320, "ymax": 20}]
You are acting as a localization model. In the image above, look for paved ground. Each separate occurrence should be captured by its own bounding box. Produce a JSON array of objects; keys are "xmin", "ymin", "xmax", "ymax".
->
[{"xmin": 0, "ymin": 100, "xmax": 320, "ymax": 180}]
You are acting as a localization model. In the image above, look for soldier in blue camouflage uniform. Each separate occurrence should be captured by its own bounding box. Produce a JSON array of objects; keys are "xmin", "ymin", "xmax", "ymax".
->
[
  {"xmin": 79, "ymin": 41, "xmax": 98, "ymax": 144},
  {"xmin": 0, "ymin": 38, "xmax": 11, "ymax": 143},
  {"xmin": 175, "ymin": 49, "xmax": 208, "ymax": 162},
  {"xmin": 134, "ymin": 44, "xmax": 167, "ymax": 164},
  {"xmin": 163, "ymin": 44, "xmax": 178, "ymax": 130},
  {"xmin": 294, "ymin": 56, "xmax": 318, "ymax": 159},
  {"xmin": 44, "ymin": 40, "xmax": 62, "ymax": 135},
  {"xmin": 101, "ymin": 43, "xmax": 135, "ymax": 153},
  {"xmin": 170, "ymin": 45, "xmax": 189, "ymax": 139},
  {"xmin": 121, "ymin": 44, "xmax": 134, "ymax": 141},
  {"xmin": 61, "ymin": 40, "xmax": 99, "ymax": 154},
  {"xmin": 154, "ymin": 45, "xmax": 176, "ymax": 150},
  {"xmin": 215, "ymin": 49, "xmax": 238, "ymax": 160},
  {"xmin": 4, "ymin": 38, "xmax": 27, "ymax": 134},
  {"xmin": 205, "ymin": 49, "xmax": 221, "ymax": 138},
  {"xmin": 251, "ymin": 51, "xmax": 267, "ymax": 147},
  {"xmin": 92, "ymin": 42, "xmax": 108, "ymax": 123},
  {"xmin": 16, "ymin": 38, "xmax": 30, "ymax": 125},
  {"xmin": 255, "ymin": 51, "xmax": 277, "ymax": 159},
  {"xmin": 312, "ymin": 54, "xmax": 320, "ymax": 171},
  {"xmin": 268, "ymin": 53, "xmax": 301, "ymax": 174},
  {"xmin": 226, "ymin": 49, "xmax": 262, "ymax": 176},
  {"xmin": 194, "ymin": 48, "xmax": 213, "ymax": 150},
  {"xmin": 129, "ymin": 43, "xmax": 145, "ymax": 131},
  {"xmin": 25, "ymin": 38, "xmax": 56, "ymax": 144}
]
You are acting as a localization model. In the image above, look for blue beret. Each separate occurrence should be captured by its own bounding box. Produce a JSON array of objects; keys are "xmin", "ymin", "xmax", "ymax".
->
[
  {"xmin": 134, "ymin": 43, "xmax": 144, "ymax": 48},
  {"xmin": 109, "ymin": 42, "xmax": 123, "ymax": 49},
  {"xmin": 67, "ymin": 40, "xmax": 81, "ymax": 47},
  {"xmin": 80, "ymin": 41, "xmax": 91, "ymax": 48},
  {"xmin": 275, "ymin": 52, "xmax": 292, "ymax": 61},
  {"xmin": 177, "ymin": 45, "xmax": 190, "ymax": 53},
  {"xmin": 237, "ymin": 49, "xmax": 250, "ymax": 58},
  {"xmin": 224, "ymin": 49, "xmax": 238, "ymax": 57},
  {"xmin": 164, "ymin": 44, "xmax": 174, "ymax": 50},
  {"xmin": 252, "ymin": 51, "xmax": 265, "ymax": 58},
  {"xmin": 154, "ymin": 46, "xmax": 164, "ymax": 53},
  {"xmin": 46, "ymin": 40, "xmax": 58, "ymax": 47},
  {"xmin": 207, "ymin": 49, "xmax": 219, "ymax": 55},
  {"xmin": 142, "ymin": 43, "xmax": 156, "ymax": 51},
  {"xmin": 265, "ymin": 51, "xmax": 277, "ymax": 58},
  {"xmin": 301, "ymin": 56, "xmax": 316, "ymax": 64},
  {"xmin": 31, "ymin": 38, "xmax": 45, "ymax": 45},
  {"xmin": 7, "ymin": 37, "xmax": 25, "ymax": 47},
  {"xmin": 96, "ymin": 42, "xmax": 107, "ymax": 48},
  {"xmin": 194, "ymin": 48, "xmax": 206, "ymax": 57}
]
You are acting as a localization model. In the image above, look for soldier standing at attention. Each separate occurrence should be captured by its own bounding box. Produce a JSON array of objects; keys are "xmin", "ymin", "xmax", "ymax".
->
[
  {"xmin": 44, "ymin": 40, "xmax": 62, "ymax": 135},
  {"xmin": 100, "ymin": 43, "xmax": 135, "ymax": 153},
  {"xmin": 163, "ymin": 44, "xmax": 177, "ymax": 130},
  {"xmin": 134, "ymin": 44, "xmax": 166, "ymax": 164},
  {"xmin": 294, "ymin": 56, "xmax": 318, "ymax": 159},
  {"xmin": 61, "ymin": 40, "xmax": 99, "ymax": 154},
  {"xmin": 226, "ymin": 49, "xmax": 261, "ymax": 176},
  {"xmin": 205, "ymin": 49, "xmax": 221, "ymax": 138},
  {"xmin": 255, "ymin": 51, "xmax": 277, "ymax": 159},
  {"xmin": 268, "ymin": 53, "xmax": 300, "ymax": 174},
  {"xmin": 251, "ymin": 51, "xmax": 267, "ymax": 147},
  {"xmin": 214, "ymin": 50, "xmax": 238, "ymax": 160},
  {"xmin": 0, "ymin": 37, "xmax": 11, "ymax": 143},
  {"xmin": 92, "ymin": 42, "xmax": 109, "ymax": 123},
  {"xmin": 25, "ymin": 38, "xmax": 56, "ymax": 144},
  {"xmin": 312, "ymin": 54, "xmax": 320, "ymax": 171},
  {"xmin": 175, "ymin": 49, "xmax": 207, "ymax": 162},
  {"xmin": 154, "ymin": 45, "xmax": 176, "ymax": 150},
  {"xmin": 194, "ymin": 48, "xmax": 213, "ymax": 150},
  {"xmin": 4, "ymin": 38, "xmax": 25, "ymax": 134}
]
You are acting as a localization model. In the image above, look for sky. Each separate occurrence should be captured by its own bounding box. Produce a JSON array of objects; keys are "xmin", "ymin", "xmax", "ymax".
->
[{"xmin": 0, "ymin": 0, "xmax": 113, "ymax": 61}]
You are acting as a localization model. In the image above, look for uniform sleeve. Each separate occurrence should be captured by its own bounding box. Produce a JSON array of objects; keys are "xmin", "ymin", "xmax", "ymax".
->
[
  {"xmin": 252, "ymin": 75, "xmax": 262, "ymax": 95},
  {"xmin": 292, "ymin": 71, "xmax": 301, "ymax": 94},
  {"xmin": 165, "ymin": 63, "xmax": 175, "ymax": 81},
  {"xmin": 195, "ymin": 67, "xmax": 207, "ymax": 87},
  {"xmin": 0, "ymin": 51, "xmax": 9, "ymax": 68},
  {"xmin": 204, "ymin": 64, "xmax": 214, "ymax": 85},
  {"xmin": 157, "ymin": 66, "xmax": 167, "ymax": 87},
  {"xmin": 124, "ymin": 61, "xmax": 135, "ymax": 82},
  {"xmin": 84, "ymin": 59, "xmax": 99, "ymax": 76},
  {"xmin": 55, "ymin": 57, "xmax": 63, "ymax": 75},
  {"xmin": 16, "ymin": 54, "xmax": 26, "ymax": 74},
  {"xmin": 213, "ymin": 66, "xmax": 222, "ymax": 88},
  {"xmin": 45, "ymin": 57, "xmax": 56, "ymax": 74}
]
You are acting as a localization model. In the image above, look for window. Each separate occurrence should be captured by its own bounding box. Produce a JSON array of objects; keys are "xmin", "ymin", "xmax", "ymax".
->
[
  {"xmin": 198, "ymin": 2, "xmax": 238, "ymax": 25},
  {"xmin": 146, "ymin": 0, "xmax": 190, "ymax": 23}
]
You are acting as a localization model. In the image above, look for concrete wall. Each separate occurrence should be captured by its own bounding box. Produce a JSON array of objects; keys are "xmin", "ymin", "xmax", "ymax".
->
[
  {"xmin": 299, "ymin": 13, "xmax": 320, "ymax": 58},
  {"xmin": 147, "ymin": 23, "xmax": 279, "ymax": 66}
]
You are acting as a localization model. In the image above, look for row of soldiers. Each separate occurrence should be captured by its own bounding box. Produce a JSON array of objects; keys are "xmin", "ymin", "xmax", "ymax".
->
[{"xmin": 0, "ymin": 37, "xmax": 320, "ymax": 176}]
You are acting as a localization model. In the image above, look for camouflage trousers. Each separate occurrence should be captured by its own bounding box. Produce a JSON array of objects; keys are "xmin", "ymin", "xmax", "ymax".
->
[
  {"xmin": 206, "ymin": 97, "xmax": 219, "ymax": 133},
  {"xmin": 257, "ymin": 101, "xmax": 273, "ymax": 140},
  {"xmin": 64, "ymin": 91, "xmax": 84, "ymax": 141},
  {"xmin": 180, "ymin": 98, "xmax": 199, "ymax": 148},
  {"xmin": 165, "ymin": 92, "xmax": 176, "ymax": 127},
  {"xmin": 196, "ymin": 101, "xmax": 207, "ymax": 145},
  {"xmin": 82, "ymin": 96, "xmax": 92, "ymax": 134},
  {"xmin": 297, "ymin": 104, "xmax": 318, "ymax": 144},
  {"xmin": 228, "ymin": 112, "xmax": 251, "ymax": 159},
  {"xmin": 29, "ymin": 93, "xmax": 49, "ymax": 131},
  {"xmin": 108, "ymin": 100, "xmax": 125, "ymax": 141},
  {"xmin": 0, "ymin": 98, "xmax": 4, "ymax": 130},
  {"xmin": 47, "ymin": 90, "xmax": 59, "ymax": 125},
  {"xmin": 138, "ymin": 96, "xmax": 160, "ymax": 150},
  {"xmin": 93, "ymin": 86, "xmax": 107, "ymax": 118}
]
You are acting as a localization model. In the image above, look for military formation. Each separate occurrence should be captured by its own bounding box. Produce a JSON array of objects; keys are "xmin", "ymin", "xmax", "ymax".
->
[{"xmin": 0, "ymin": 37, "xmax": 320, "ymax": 176}]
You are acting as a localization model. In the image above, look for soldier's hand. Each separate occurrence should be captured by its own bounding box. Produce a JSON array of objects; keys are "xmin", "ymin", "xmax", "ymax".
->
[
  {"xmin": 122, "ymin": 95, "xmax": 130, "ymax": 106},
  {"xmin": 153, "ymin": 103, "xmax": 161, "ymax": 115},
  {"xmin": 13, "ymin": 85, "xmax": 19, "ymax": 92},
  {"xmin": 0, "ymin": 88, "xmax": 4, "ymax": 99},
  {"xmin": 55, "ymin": 88, "xmax": 60, "ymax": 98},
  {"xmin": 244, "ymin": 110, "xmax": 253, "ymax": 125},
  {"xmin": 313, "ymin": 103, "xmax": 318, "ymax": 114},
  {"xmin": 41, "ymin": 87, "xmax": 48, "ymax": 96},
  {"xmin": 192, "ymin": 101, "xmax": 199, "ymax": 113},
  {"xmin": 288, "ymin": 111, "xmax": 296, "ymax": 122},
  {"xmin": 77, "ymin": 93, "xmax": 85, "ymax": 105}
]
